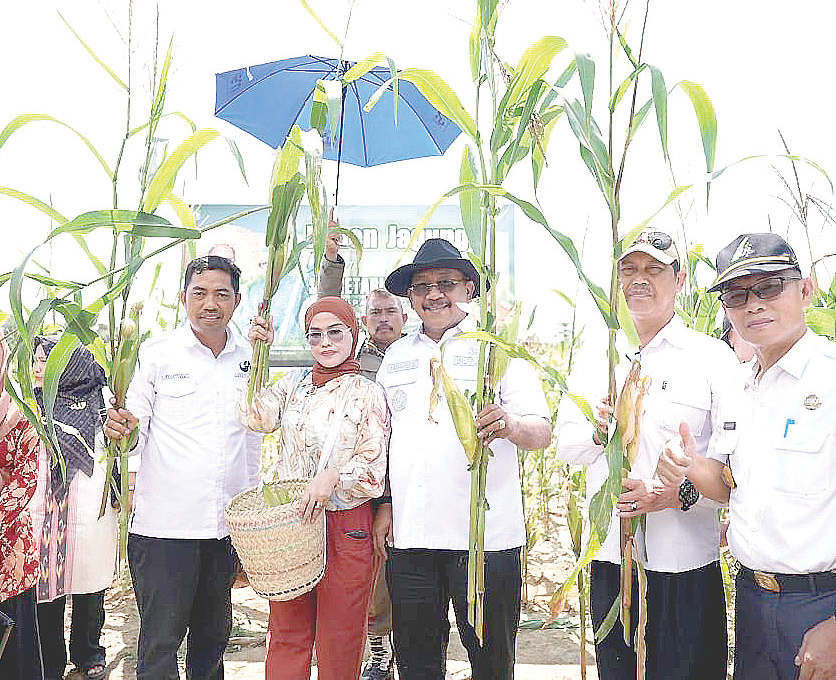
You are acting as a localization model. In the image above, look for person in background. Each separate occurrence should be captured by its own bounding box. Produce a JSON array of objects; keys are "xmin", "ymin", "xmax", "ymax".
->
[
  {"xmin": 30, "ymin": 337, "xmax": 117, "ymax": 680},
  {"xmin": 557, "ymin": 229, "xmax": 738, "ymax": 679},
  {"xmin": 376, "ymin": 238, "xmax": 552, "ymax": 680},
  {"xmin": 104, "ymin": 255, "xmax": 262, "ymax": 680},
  {"xmin": 244, "ymin": 296, "xmax": 390, "ymax": 680},
  {"xmin": 658, "ymin": 233, "xmax": 836, "ymax": 680},
  {"xmin": 0, "ymin": 334, "xmax": 45, "ymax": 679}
]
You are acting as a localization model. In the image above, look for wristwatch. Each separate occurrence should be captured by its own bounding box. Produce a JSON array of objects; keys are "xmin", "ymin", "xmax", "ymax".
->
[{"xmin": 679, "ymin": 478, "xmax": 700, "ymax": 511}]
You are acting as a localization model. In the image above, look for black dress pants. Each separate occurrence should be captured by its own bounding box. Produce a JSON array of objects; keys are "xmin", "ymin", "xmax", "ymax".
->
[
  {"xmin": 388, "ymin": 547, "xmax": 521, "ymax": 680},
  {"xmin": 0, "ymin": 586, "xmax": 45, "ymax": 680},
  {"xmin": 590, "ymin": 559, "xmax": 727, "ymax": 680},
  {"xmin": 37, "ymin": 591, "xmax": 106, "ymax": 679},
  {"xmin": 128, "ymin": 533, "xmax": 235, "ymax": 680}
]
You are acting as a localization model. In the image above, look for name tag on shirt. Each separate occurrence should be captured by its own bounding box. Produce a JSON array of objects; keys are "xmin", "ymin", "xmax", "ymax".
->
[
  {"xmin": 387, "ymin": 359, "xmax": 419, "ymax": 373},
  {"xmin": 452, "ymin": 355, "xmax": 477, "ymax": 367}
]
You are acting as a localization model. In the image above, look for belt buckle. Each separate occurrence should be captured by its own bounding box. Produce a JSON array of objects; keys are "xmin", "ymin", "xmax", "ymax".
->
[{"xmin": 753, "ymin": 570, "xmax": 781, "ymax": 593}]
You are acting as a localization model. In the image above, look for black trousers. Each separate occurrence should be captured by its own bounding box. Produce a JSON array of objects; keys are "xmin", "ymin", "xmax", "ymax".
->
[
  {"xmin": 590, "ymin": 560, "xmax": 727, "ymax": 680},
  {"xmin": 0, "ymin": 586, "xmax": 45, "ymax": 680},
  {"xmin": 388, "ymin": 547, "xmax": 521, "ymax": 680},
  {"xmin": 734, "ymin": 570, "xmax": 836, "ymax": 680},
  {"xmin": 128, "ymin": 534, "xmax": 235, "ymax": 680},
  {"xmin": 37, "ymin": 591, "xmax": 106, "ymax": 679}
]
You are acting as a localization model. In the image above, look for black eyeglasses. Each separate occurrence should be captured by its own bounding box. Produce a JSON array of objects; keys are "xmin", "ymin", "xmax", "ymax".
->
[
  {"xmin": 305, "ymin": 327, "xmax": 350, "ymax": 346},
  {"xmin": 407, "ymin": 279, "xmax": 464, "ymax": 296},
  {"xmin": 719, "ymin": 276, "xmax": 801, "ymax": 308},
  {"xmin": 632, "ymin": 230, "xmax": 672, "ymax": 251}
]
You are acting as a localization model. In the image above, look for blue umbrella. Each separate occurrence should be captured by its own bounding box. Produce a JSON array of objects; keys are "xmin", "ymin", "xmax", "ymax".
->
[{"xmin": 215, "ymin": 55, "xmax": 462, "ymax": 198}]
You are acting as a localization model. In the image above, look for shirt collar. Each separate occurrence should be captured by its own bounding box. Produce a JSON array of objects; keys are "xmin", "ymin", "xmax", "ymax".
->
[
  {"xmin": 417, "ymin": 313, "xmax": 476, "ymax": 345},
  {"xmin": 762, "ymin": 328, "xmax": 816, "ymax": 381},
  {"xmin": 180, "ymin": 323, "xmax": 240, "ymax": 356},
  {"xmin": 635, "ymin": 314, "xmax": 688, "ymax": 354}
]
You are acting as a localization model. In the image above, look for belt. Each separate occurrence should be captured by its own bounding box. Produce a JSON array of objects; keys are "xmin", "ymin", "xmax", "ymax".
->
[{"xmin": 739, "ymin": 566, "xmax": 836, "ymax": 594}]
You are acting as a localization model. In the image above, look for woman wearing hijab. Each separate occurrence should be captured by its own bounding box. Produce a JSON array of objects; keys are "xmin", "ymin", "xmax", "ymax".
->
[
  {"xmin": 29, "ymin": 337, "xmax": 117, "ymax": 680},
  {"xmin": 241, "ymin": 296, "xmax": 390, "ymax": 680},
  {"xmin": 0, "ymin": 334, "xmax": 44, "ymax": 679}
]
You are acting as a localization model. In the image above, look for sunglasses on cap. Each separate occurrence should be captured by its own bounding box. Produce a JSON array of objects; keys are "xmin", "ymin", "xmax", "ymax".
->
[
  {"xmin": 719, "ymin": 275, "xmax": 801, "ymax": 309},
  {"xmin": 632, "ymin": 230, "xmax": 673, "ymax": 251}
]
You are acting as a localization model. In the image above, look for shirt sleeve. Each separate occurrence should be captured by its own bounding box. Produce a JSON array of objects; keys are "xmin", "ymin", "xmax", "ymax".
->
[
  {"xmin": 555, "ymin": 396, "xmax": 606, "ymax": 465},
  {"xmin": 317, "ymin": 255, "xmax": 345, "ymax": 297},
  {"xmin": 704, "ymin": 347, "xmax": 745, "ymax": 463},
  {"xmin": 0, "ymin": 422, "xmax": 39, "ymax": 532},
  {"xmin": 124, "ymin": 350, "xmax": 156, "ymax": 457},
  {"xmin": 335, "ymin": 381, "xmax": 390, "ymax": 501},
  {"xmin": 237, "ymin": 373, "xmax": 292, "ymax": 434}
]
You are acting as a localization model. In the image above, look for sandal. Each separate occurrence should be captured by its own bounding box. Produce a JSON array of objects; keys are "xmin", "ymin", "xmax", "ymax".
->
[{"xmin": 81, "ymin": 663, "xmax": 106, "ymax": 679}]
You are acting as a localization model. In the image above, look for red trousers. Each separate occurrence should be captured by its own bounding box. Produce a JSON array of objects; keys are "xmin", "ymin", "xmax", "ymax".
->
[{"xmin": 265, "ymin": 502, "xmax": 377, "ymax": 680}]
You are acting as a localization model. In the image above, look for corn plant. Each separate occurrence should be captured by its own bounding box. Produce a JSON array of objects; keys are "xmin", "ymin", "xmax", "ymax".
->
[{"xmin": 0, "ymin": 7, "xmax": 258, "ymax": 563}]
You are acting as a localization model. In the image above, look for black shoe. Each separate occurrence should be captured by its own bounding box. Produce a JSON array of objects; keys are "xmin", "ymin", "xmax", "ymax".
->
[{"xmin": 361, "ymin": 664, "xmax": 394, "ymax": 680}]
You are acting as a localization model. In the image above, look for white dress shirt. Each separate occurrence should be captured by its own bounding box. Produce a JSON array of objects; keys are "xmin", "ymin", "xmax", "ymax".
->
[
  {"xmin": 558, "ymin": 317, "xmax": 741, "ymax": 572},
  {"xmin": 718, "ymin": 330, "xmax": 836, "ymax": 574},
  {"xmin": 126, "ymin": 325, "xmax": 262, "ymax": 539},
  {"xmin": 377, "ymin": 314, "xmax": 550, "ymax": 551}
]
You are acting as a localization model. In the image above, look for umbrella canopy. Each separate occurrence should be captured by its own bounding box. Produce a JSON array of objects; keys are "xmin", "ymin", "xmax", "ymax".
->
[{"xmin": 215, "ymin": 55, "xmax": 461, "ymax": 168}]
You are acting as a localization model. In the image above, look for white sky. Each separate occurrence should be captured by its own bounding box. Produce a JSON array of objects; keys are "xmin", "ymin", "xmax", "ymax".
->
[{"xmin": 2, "ymin": 0, "xmax": 836, "ymax": 347}]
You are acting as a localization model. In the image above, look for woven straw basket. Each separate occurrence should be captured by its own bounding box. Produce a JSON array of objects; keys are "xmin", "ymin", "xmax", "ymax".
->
[{"xmin": 225, "ymin": 479, "xmax": 326, "ymax": 601}]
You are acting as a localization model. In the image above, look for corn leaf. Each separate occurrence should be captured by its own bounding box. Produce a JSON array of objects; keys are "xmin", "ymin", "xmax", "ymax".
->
[
  {"xmin": 58, "ymin": 12, "xmax": 127, "ymax": 90},
  {"xmin": 0, "ymin": 114, "xmax": 112, "ymax": 178},
  {"xmin": 297, "ymin": 0, "xmax": 343, "ymax": 48},
  {"xmin": 143, "ymin": 128, "xmax": 220, "ymax": 213},
  {"xmin": 502, "ymin": 37, "xmax": 569, "ymax": 116},
  {"xmin": 132, "ymin": 224, "xmax": 200, "ymax": 239},
  {"xmin": 399, "ymin": 69, "xmax": 477, "ymax": 141},
  {"xmin": 49, "ymin": 210, "xmax": 172, "ymax": 238},
  {"xmin": 0, "ymin": 187, "xmax": 67, "ymax": 224},
  {"xmin": 459, "ymin": 146, "xmax": 481, "ymax": 252},
  {"xmin": 575, "ymin": 53, "xmax": 595, "ymax": 117},
  {"xmin": 678, "ymin": 80, "xmax": 717, "ymax": 192},
  {"xmin": 649, "ymin": 66, "xmax": 668, "ymax": 159}
]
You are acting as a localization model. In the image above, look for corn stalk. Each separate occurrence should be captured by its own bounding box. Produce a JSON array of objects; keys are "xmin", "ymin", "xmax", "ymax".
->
[{"xmin": 0, "ymin": 7, "xmax": 250, "ymax": 565}]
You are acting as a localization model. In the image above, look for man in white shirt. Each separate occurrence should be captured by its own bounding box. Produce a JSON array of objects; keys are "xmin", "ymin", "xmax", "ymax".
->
[
  {"xmin": 558, "ymin": 229, "xmax": 739, "ymax": 679},
  {"xmin": 105, "ymin": 255, "xmax": 261, "ymax": 680},
  {"xmin": 658, "ymin": 233, "xmax": 836, "ymax": 680},
  {"xmin": 376, "ymin": 239, "xmax": 552, "ymax": 680}
]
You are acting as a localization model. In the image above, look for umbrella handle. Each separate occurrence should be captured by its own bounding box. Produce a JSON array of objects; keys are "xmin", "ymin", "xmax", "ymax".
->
[{"xmin": 334, "ymin": 81, "xmax": 348, "ymax": 206}]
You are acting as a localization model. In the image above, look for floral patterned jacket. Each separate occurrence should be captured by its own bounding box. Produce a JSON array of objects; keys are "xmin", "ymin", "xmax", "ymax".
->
[
  {"xmin": 240, "ymin": 371, "xmax": 389, "ymax": 511},
  {"xmin": 0, "ymin": 419, "xmax": 40, "ymax": 602}
]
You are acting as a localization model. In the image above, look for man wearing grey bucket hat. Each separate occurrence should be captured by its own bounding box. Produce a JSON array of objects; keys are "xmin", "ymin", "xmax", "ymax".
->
[
  {"xmin": 659, "ymin": 232, "xmax": 836, "ymax": 680},
  {"xmin": 375, "ymin": 238, "xmax": 551, "ymax": 679}
]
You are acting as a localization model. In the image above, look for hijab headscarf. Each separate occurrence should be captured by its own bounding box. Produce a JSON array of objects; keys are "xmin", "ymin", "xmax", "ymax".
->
[
  {"xmin": 304, "ymin": 297, "xmax": 360, "ymax": 387},
  {"xmin": 34, "ymin": 337, "xmax": 107, "ymax": 497},
  {"xmin": 0, "ymin": 334, "xmax": 22, "ymax": 440}
]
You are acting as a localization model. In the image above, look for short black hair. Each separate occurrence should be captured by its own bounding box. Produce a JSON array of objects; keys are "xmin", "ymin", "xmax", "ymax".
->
[{"xmin": 183, "ymin": 255, "xmax": 241, "ymax": 293}]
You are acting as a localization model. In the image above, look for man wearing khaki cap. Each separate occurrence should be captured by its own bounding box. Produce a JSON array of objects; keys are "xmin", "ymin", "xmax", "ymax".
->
[
  {"xmin": 558, "ymin": 228, "xmax": 739, "ymax": 679},
  {"xmin": 658, "ymin": 233, "xmax": 836, "ymax": 680}
]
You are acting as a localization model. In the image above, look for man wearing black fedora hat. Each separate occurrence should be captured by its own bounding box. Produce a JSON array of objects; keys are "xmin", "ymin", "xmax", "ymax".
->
[
  {"xmin": 658, "ymin": 233, "xmax": 836, "ymax": 680},
  {"xmin": 375, "ymin": 238, "xmax": 552, "ymax": 679}
]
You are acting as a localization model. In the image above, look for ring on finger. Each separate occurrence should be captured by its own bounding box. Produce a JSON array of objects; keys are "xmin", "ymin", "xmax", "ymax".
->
[
  {"xmin": 496, "ymin": 418, "xmax": 506, "ymax": 431},
  {"xmin": 630, "ymin": 500, "xmax": 638, "ymax": 512}
]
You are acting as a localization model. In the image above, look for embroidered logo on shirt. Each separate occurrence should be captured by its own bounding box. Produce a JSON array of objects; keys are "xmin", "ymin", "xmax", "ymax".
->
[
  {"xmin": 723, "ymin": 421, "xmax": 736, "ymax": 430},
  {"xmin": 452, "ymin": 355, "xmax": 477, "ymax": 367},
  {"xmin": 803, "ymin": 394, "xmax": 821, "ymax": 410},
  {"xmin": 239, "ymin": 360, "xmax": 251, "ymax": 372},
  {"xmin": 388, "ymin": 359, "xmax": 419, "ymax": 373},
  {"xmin": 391, "ymin": 388, "xmax": 407, "ymax": 412},
  {"xmin": 161, "ymin": 373, "xmax": 190, "ymax": 381}
]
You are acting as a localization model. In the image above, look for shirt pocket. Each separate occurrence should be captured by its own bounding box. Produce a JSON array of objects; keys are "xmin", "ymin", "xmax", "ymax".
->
[
  {"xmin": 657, "ymin": 380, "xmax": 711, "ymax": 439},
  {"xmin": 773, "ymin": 412, "xmax": 831, "ymax": 496},
  {"xmin": 155, "ymin": 378, "xmax": 196, "ymax": 421},
  {"xmin": 380, "ymin": 362, "xmax": 420, "ymax": 420}
]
